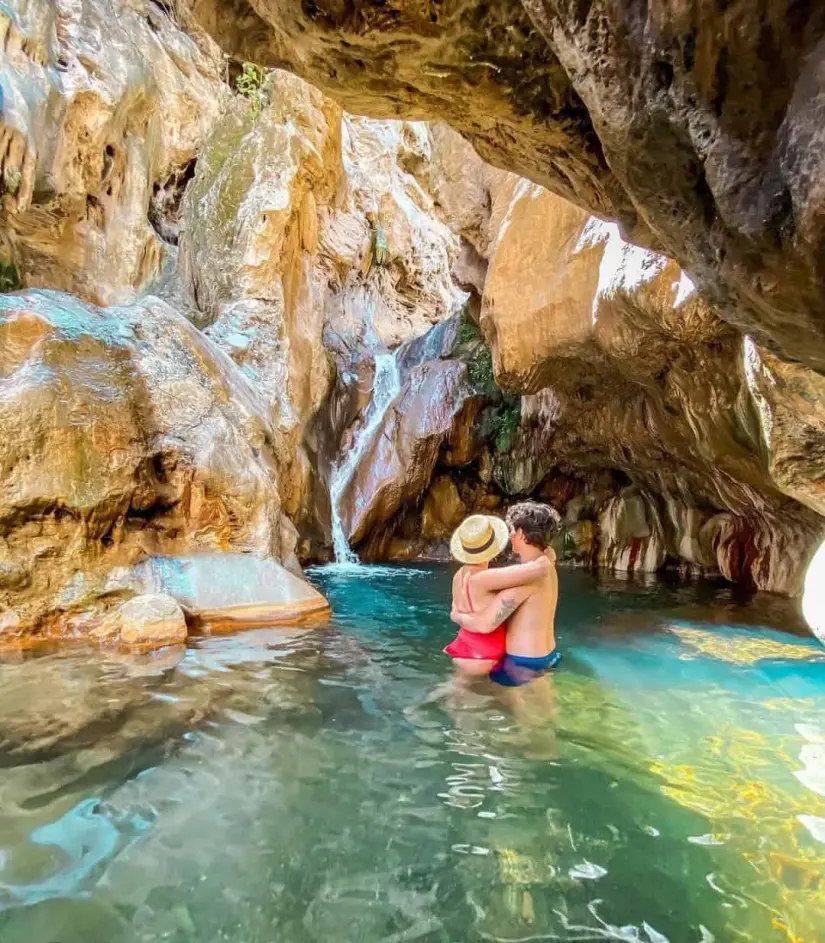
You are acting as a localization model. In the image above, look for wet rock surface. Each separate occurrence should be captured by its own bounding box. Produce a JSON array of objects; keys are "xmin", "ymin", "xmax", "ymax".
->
[
  {"xmin": 120, "ymin": 553, "xmax": 331, "ymax": 630},
  {"xmin": 95, "ymin": 594, "xmax": 188, "ymax": 649}
]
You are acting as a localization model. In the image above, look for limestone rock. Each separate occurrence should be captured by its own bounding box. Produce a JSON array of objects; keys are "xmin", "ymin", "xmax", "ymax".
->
[
  {"xmin": 99, "ymin": 593, "xmax": 188, "ymax": 649},
  {"xmin": 0, "ymin": 289, "xmax": 301, "ymax": 639},
  {"xmin": 338, "ymin": 360, "xmax": 473, "ymax": 552},
  {"xmin": 188, "ymin": 0, "xmax": 825, "ymax": 372},
  {"xmin": 421, "ymin": 477, "xmax": 466, "ymax": 541},
  {"xmin": 180, "ymin": 71, "xmax": 466, "ymax": 538},
  {"xmin": 179, "ymin": 71, "xmax": 340, "ymax": 524},
  {"xmin": 0, "ymin": 0, "xmax": 227, "ymax": 304},
  {"xmin": 598, "ymin": 489, "xmax": 667, "ymax": 575},
  {"xmin": 476, "ymin": 184, "xmax": 825, "ymax": 592},
  {"xmin": 121, "ymin": 553, "xmax": 331, "ymax": 631}
]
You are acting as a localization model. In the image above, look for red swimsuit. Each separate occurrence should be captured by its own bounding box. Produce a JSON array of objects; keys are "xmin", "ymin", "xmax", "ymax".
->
[{"xmin": 444, "ymin": 571, "xmax": 507, "ymax": 661}]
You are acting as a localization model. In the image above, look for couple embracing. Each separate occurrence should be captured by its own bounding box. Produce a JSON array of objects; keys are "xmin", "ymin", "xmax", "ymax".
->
[{"xmin": 445, "ymin": 501, "xmax": 561, "ymax": 688}]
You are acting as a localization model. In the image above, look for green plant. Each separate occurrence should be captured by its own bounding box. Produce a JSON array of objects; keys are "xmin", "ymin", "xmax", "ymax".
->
[
  {"xmin": 467, "ymin": 344, "xmax": 495, "ymax": 395},
  {"xmin": 458, "ymin": 311, "xmax": 482, "ymax": 345},
  {"xmin": 492, "ymin": 395, "xmax": 522, "ymax": 452},
  {"xmin": 0, "ymin": 258, "xmax": 20, "ymax": 293},
  {"xmin": 482, "ymin": 395, "xmax": 522, "ymax": 453},
  {"xmin": 458, "ymin": 307, "xmax": 523, "ymax": 450},
  {"xmin": 236, "ymin": 62, "xmax": 266, "ymax": 118}
]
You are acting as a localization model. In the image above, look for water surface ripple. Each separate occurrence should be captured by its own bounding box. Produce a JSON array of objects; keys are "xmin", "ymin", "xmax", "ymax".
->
[{"xmin": 0, "ymin": 567, "xmax": 823, "ymax": 942}]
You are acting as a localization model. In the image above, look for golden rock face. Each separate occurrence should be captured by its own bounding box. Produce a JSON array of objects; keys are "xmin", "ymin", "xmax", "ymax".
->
[
  {"xmin": 179, "ymin": 73, "xmax": 466, "ymax": 536},
  {"xmin": 0, "ymin": 291, "xmax": 302, "ymax": 640},
  {"xmin": 0, "ymin": 0, "xmax": 227, "ymax": 306}
]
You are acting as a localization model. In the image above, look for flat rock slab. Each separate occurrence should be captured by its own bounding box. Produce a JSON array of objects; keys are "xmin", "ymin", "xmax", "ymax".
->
[{"xmin": 116, "ymin": 553, "xmax": 331, "ymax": 632}]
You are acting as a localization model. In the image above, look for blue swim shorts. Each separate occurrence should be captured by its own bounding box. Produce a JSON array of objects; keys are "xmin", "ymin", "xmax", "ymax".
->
[{"xmin": 490, "ymin": 650, "xmax": 562, "ymax": 687}]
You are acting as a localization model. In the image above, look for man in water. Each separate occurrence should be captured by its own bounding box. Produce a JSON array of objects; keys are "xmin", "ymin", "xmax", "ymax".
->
[{"xmin": 450, "ymin": 501, "xmax": 561, "ymax": 687}]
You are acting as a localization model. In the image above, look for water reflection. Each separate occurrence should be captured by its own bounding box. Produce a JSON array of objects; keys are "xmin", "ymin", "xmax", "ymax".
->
[{"xmin": 0, "ymin": 567, "xmax": 823, "ymax": 942}]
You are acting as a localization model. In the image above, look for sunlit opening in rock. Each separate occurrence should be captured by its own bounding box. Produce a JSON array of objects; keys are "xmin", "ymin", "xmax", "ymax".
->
[{"xmin": 802, "ymin": 539, "xmax": 825, "ymax": 644}]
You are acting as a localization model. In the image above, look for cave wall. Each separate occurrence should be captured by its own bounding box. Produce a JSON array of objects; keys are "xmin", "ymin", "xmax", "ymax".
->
[
  {"xmin": 335, "ymin": 128, "xmax": 825, "ymax": 595},
  {"xmin": 186, "ymin": 0, "xmax": 825, "ymax": 374}
]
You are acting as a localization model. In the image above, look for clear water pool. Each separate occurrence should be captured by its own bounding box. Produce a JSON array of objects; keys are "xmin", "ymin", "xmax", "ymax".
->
[{"xmin": 1, "ymin": 566, "xmax": 824, "ymax": 942}]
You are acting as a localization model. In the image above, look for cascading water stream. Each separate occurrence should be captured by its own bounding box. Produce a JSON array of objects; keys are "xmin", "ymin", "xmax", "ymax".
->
[{"xmin": 329, "ymin": 350, "xmax": 402, "ymax": 564}]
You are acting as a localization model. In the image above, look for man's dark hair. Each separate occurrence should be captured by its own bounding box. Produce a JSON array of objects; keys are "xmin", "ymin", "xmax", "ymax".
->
[{"xmin": 506, "ymin": 501, "xmax": 561, "ymax": 550}]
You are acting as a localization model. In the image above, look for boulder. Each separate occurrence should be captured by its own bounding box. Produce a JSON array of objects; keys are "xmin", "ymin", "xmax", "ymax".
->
[
  {"xmin": 338, "ymin": 360, "xmax": 473, "ymax": 550},
  {"xmin": 121, "ymin": 553, "xmax": 331, "ymax": 631},
  {"xmin": 98, "ymin": 594, "xmax": 188, "ymax": 649}
]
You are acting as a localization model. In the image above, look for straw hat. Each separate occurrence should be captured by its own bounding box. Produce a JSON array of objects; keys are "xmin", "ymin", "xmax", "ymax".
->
[{"xmin": 450, "ymin": 514, "xmax": 510, "ymax": 565}]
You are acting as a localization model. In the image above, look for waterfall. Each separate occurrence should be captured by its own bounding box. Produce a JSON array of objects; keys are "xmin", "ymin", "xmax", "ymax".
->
[{"xmin": 329, "ymin": 350, "xmax": 402, "ymax": 564}]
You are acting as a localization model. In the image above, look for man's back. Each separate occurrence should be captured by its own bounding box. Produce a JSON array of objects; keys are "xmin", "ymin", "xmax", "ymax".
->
[{"xmin": 505, "ymin": 558, "xmax": 557, "ymax": 657}]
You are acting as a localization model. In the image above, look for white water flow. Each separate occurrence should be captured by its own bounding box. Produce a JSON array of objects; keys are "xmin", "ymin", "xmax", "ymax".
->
[{"xmin": 329, "ymin": 351, "xmax": 402, "ymax": 564}]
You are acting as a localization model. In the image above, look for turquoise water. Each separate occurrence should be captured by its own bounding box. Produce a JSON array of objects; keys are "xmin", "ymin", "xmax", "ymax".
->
[{"xmin": 1, "ymin": 566, "xmax": 824, "ymax": 942}]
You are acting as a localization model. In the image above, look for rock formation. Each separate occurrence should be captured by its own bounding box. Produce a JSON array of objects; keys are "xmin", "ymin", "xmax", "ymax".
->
[
  {"xmin": 0, "ymin": 289, "xmax": 299, "ymax": 640},
  {"xmin": 186, "ymin": 0, "xmax": 825, "ymax": 374},
  {"xmin": 336, "ymin": 129, "xmax": 825, "ymax": 595},
  {"xmin": 0, "ymin": 0, "xmax": 227, "ymax": 305},
  {"xmin": 94, "ymin": 593, "xmax": 189, "ymax": 649},
  {"xmin": 177, "ymin": 70, "xmax": 465, "ymax": 544},
  {"xmin": 0, "ymin": 0, "xmax": 470, "ymax": 641},
  {"xmin": 2, "ymin": 0, "xmax": 825, "ymax": 646},
  {"xmin": 119, "ymin": 553, "xmax": 331, "ymax": 631}
]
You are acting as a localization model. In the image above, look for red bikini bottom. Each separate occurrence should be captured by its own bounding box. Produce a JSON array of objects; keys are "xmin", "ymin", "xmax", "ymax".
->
[{"xmin": 445, "ymin": 625, "xmax": 507, "ymax": 661}]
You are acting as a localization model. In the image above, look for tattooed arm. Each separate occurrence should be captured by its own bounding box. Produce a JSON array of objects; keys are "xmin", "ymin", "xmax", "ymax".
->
[{"xmin": 450, "ymin": 585, "xmax": 533, "ymax": 634}]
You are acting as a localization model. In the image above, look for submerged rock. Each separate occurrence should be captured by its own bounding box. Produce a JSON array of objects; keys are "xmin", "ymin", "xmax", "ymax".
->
[{"xmin": 121, "ymin": 553, "xmax": 331, "ymax": 631}]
